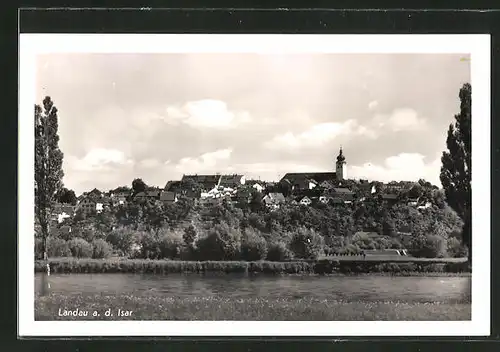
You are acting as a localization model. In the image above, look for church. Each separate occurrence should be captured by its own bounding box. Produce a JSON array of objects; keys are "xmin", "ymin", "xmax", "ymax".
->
[{"xmin": 279, "ymin": 146, "xmax": 347, "ymax": 190}]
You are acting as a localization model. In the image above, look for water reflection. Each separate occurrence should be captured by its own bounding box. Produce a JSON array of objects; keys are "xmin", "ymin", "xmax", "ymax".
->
[{"xmin": 34, "ymin": 273, "xmax": 471, "ymax": 303}]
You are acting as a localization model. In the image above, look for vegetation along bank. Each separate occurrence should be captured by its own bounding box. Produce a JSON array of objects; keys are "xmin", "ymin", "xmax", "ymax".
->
[{"xmin": 35, "ymin": 257, "xmax": 471, "ymax": 275}]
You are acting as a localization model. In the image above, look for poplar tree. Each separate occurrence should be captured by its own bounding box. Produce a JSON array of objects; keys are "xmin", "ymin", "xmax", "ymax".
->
[
  {"xmin": 440, "ymin": 83, "xmax": 471, "ymax": 262},
  {"xmin": 35, "ymin": 96, "xmax": 64, "ymax": 292}
]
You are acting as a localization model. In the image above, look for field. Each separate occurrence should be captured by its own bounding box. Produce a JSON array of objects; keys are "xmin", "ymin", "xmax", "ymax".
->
[{"xmin": 35, "ymin": 293, "xmax": 471, "ymax": 321}]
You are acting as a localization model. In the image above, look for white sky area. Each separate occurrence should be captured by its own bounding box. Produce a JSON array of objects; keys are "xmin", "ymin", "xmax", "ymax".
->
[{"xmin": 36, "ymin": 53, "xmax": 470, "ymax": 194}]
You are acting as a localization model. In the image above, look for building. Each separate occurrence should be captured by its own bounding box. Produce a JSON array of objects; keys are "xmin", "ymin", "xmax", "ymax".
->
[
  {"xmin": 262, "ymin": 192, "xmax": 286, "ymax": 209},
  {"xmin": 335, "ymin": 146, "xmax": 347, "ymax": 180},
  {"xmin": 181, "ymin": 174, "xmax": 222, "ymax": 191},
  {"xmin": 133, "ymin": 190, "xmax": 160, "ymax": 202},
  {"xmin": 77, "ymin": 196, "xmax": 99, "ymax": 214},
  {"xmin": 219, "ymin": 174, "xmax": 246, "ymax": 188},
  {"xmin": 328, "ymin": 187, "xmax": 355, "ymax": 202},
  {"xmin": 160, "ymin": 191, "xmax": 178, "ymax": 204},
  {"xmin": 279, "ymin": 146, "xmax": 347, "ymax": 187},
  {"xmin": 299, "ymin": 196, "xmax": 313, "ymax": 206}
]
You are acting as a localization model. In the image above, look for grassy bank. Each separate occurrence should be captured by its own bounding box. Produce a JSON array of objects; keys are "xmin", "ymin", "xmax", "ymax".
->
[
  {"xmin": 35, "ymin": 257, "xmax": 471, "ymax": 275},
  {"xmin": 35, "ymin": 293, "xmax": 471, "ymax": 321}
]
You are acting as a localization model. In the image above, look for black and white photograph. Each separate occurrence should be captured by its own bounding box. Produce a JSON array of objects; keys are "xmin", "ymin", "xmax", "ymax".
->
[{"xmin": 19, "ymin": 34, "xmax": 490, "ymax": 336}]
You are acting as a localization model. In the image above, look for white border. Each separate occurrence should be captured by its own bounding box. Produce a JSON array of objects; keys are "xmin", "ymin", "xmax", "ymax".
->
[{"xmin": 19, "ymin": 34, "xmax": 490, "ymax": 337}]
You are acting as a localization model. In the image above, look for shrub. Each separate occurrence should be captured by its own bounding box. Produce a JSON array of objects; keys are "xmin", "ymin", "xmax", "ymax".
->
[
  {"xmin": 289, "ymin": 227, "xmax": 325, "ymax": 259},
  {"xmin": 351, "ymin": 232, "xmax": 377, "ymax": 250},
  {"xmin": 68, "ymin": 238, "xmax": 93, "ymax": 258},
  {"xmin": 91, "ymin": 239, "xmax": 113, "ymax": 259},
  {"xmin": 106, "ymin": 227, "xmax": 139, "ymax": 256},
  {"xmin": 241, "ymin": 228, "xmax": 268, "ymax": 261},
  {"xmin": 138, "ymin": 231, "xmax": 162, "ymax": 259},
  {"xmin": 183, "ymin": 225, "xmax": 198, "ymax": 248},
  {"xmin": 195, "ymin": 222, "xmax": 242, "ymax": 261},
  {"xmin": 410, "ymin": 234, "xmax": 448, "ymax": 258},
  {"xmin": 46, "ymin": 237, "xmax": 71, "ymax": 258},
  {"xmin": 447, "ymin": 237, "xmax": 469, "ymax": 258},
  {"xmin": 266, "ymin": 241, "xmax": 294, "ymax": 261},
  {"xmin": 158, "ymin": 229, "xmax": 184, "ymax": 259}
]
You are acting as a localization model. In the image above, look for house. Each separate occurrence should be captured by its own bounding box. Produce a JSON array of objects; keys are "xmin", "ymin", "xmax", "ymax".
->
[
  {"xmin": 51, "ymin": 203, "xmax": 75, "ymax": 223},
  {"xmin": 160, "ymin": 191, "xmax": 178, "ymax": 204},
  {"xmin": 280, "ymin": 172, "xmax": 337, "ymax": 187},
  {"xmin": 299, "ymin": 196, "xmax": 313, "ymax": 206},
  {"xmin": 110, "ymin": 196, "xmax": 127, "ymax": 207},
  {"xmin": 219, "ymin": 174, "xmax": 246, "ymax": 188},
  {"xmin": 95, "ymin": 202, "xmax": 104, "ymax": 213},
  {"xmin": 262, "ymin": 192, "xmax": 286, "ymax": 209},
  {"xmin": 165, "ymin": 180, "xmax": 183, "ymax": 193},
  {"xmin": 380, "ymin": 193, "xmax": 399, "ymax": 205},
  {"xmin": 87, "ymin": 188, "xmax": 102, "ymax": 198},
  {"xmin": 329, "ymin": 187, "xmax": 355, "ymax": 201},
  {"xmin": 133, "ymin": 190, "xmax": 160, "ymax": 202},
  {"xmin": 181, "ymin": 174, "xmax": 222, "ymax": 191},
  {"xmin": 77, "ymin": 196, "xmax": 99, "ymax": 214}
]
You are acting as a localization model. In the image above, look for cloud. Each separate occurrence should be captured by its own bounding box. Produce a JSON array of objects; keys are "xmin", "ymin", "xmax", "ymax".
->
[
  {"xmin": 175, "ymin": 148, "xmax": 233, "ymax": 173},
  {"xmin": 348, "ymin": 153, "xmax": 441, "ymax": 186},
  {"xmin": 67, "ymin": 148, "xmax": 133, "ymax": 172},
  {"xmin": 164, "ymin": 100, "xmax": 252, "ymax": 129},
  {"xmin": 139, "ymin": 158, "xmax": 171, "ymax": 169},
  {"xmin": 372, "ymin": 108, "xmax": 427, "ymax": 132},
  {"xmin": 368, "ymin": 100, "xmax": 379, "ymax": 110},
  {"xmin": 264, "ymin": 120, "xmax": 377, "ymax": 150}
]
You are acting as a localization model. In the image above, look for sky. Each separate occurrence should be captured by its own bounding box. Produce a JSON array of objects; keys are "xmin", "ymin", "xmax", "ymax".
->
[{"xmin": 35, "ymin": 53, "xmax": 470, "ymax": 195}]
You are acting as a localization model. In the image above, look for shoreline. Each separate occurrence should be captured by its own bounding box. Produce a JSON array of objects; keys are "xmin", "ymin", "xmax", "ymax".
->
[{"xmin": 35, "ymin": 257, "xmax": 471, "ymax": 276}]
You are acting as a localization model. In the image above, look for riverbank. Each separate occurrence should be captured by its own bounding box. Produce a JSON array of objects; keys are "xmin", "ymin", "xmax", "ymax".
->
[
  {"xmin": 35, "ymin": 257, "xmax": 471, "ymax": 276},
  {"xmin": 35, "ymin": 293, "xmax": 471, "ymax": 321}
]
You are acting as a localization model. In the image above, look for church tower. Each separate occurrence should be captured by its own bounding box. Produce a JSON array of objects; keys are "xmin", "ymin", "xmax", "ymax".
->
[{"xmin": 336, "ymin": 146, "xmax": 347, "ymax": 181}]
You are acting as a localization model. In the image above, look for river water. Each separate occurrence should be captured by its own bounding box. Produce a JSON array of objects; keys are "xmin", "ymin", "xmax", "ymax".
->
[{"xmin": 35, "ymin": 274, "xmax": 471, "ymax": 303}]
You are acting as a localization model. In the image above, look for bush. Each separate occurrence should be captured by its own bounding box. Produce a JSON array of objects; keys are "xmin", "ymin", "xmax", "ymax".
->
[
  {"xmin": 91, "ymin": 239, "xmax": 113, "ymax": 259},
  {"xmin": 266, "ymin": 241, "xmax": 294, "ymax": 261},
  {"xmin": 447, "ymin": 237, "xmax": 468, "ymax": 258},
  {"xmin": 138, "ymin": 231, "xmax": 162, "ymax": 259},
  {"xmin": 410, "ymin": 234, "xmax": 448, "ymax": 258},
  {"xmin": 46, "ymin": 237, "xmax": 71, "ymax": 257},
  {"xmin": 289, "ymin": 228, "xmax": 325, "ymax": 259},
  {"xmin": 106, "ymin": 227, "xmax": 139, "ymax": 256},
  {"xmin": 195, "ymin": 222, "xmax": 242, "ymax": 261},
  {"xmin": 241, "ymin": 228, "xmax": 268, "ymax": 261},
  {"xmin": 158, "ymin": 229, "xmax": 184, "ymax": 259},
  {"xmin": 183, "ymin": 225, "xmax": 198, "ymax": 248},
  {"xmin": 68, "ymin": 238, "xmax": 93, "ymax": 258}
]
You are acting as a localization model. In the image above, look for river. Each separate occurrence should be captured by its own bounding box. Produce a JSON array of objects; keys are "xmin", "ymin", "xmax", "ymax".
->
[{"xmin": 35, "ymin": 274, "xmax": 471, "ymax": 303}]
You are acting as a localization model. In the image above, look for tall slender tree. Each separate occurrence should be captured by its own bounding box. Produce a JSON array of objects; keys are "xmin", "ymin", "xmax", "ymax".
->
[
  {"xmin": 440, "ymin": 83, "xmax": 471, "ymax": 262},
  {"xmin": 35, "ymin": 97, "xmax": 64, "ymax": 293}
]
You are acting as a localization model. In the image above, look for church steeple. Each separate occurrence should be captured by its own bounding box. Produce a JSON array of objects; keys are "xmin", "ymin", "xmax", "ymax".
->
[
  {"xmin": 335, "ymin": 146, "xmax": 347, "ymax": 181},
  {"xmin": 336, "ymin": 145, "xmax": 346, "ymax": 163}
]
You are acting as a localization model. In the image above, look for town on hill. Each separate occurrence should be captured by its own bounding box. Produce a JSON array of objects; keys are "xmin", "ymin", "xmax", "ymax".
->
[{"xmin": 38, "ymin": 146, "xmax": 466, "ymax": 262}]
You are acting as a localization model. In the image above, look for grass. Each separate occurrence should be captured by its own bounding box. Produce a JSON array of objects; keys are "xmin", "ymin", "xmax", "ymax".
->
[
  {"xmin": 35, "ymin": 293, "xmax": 471, "ymax": 321},
  {"xmin": 35, "ymin": 257, "xmax": 471, "ymax": 276}
]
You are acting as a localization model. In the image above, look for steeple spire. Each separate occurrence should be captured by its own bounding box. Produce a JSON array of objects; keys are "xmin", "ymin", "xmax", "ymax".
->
[{"xmin": 336, "ymin": 145, "xmax": 345, "ymax": 163}]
